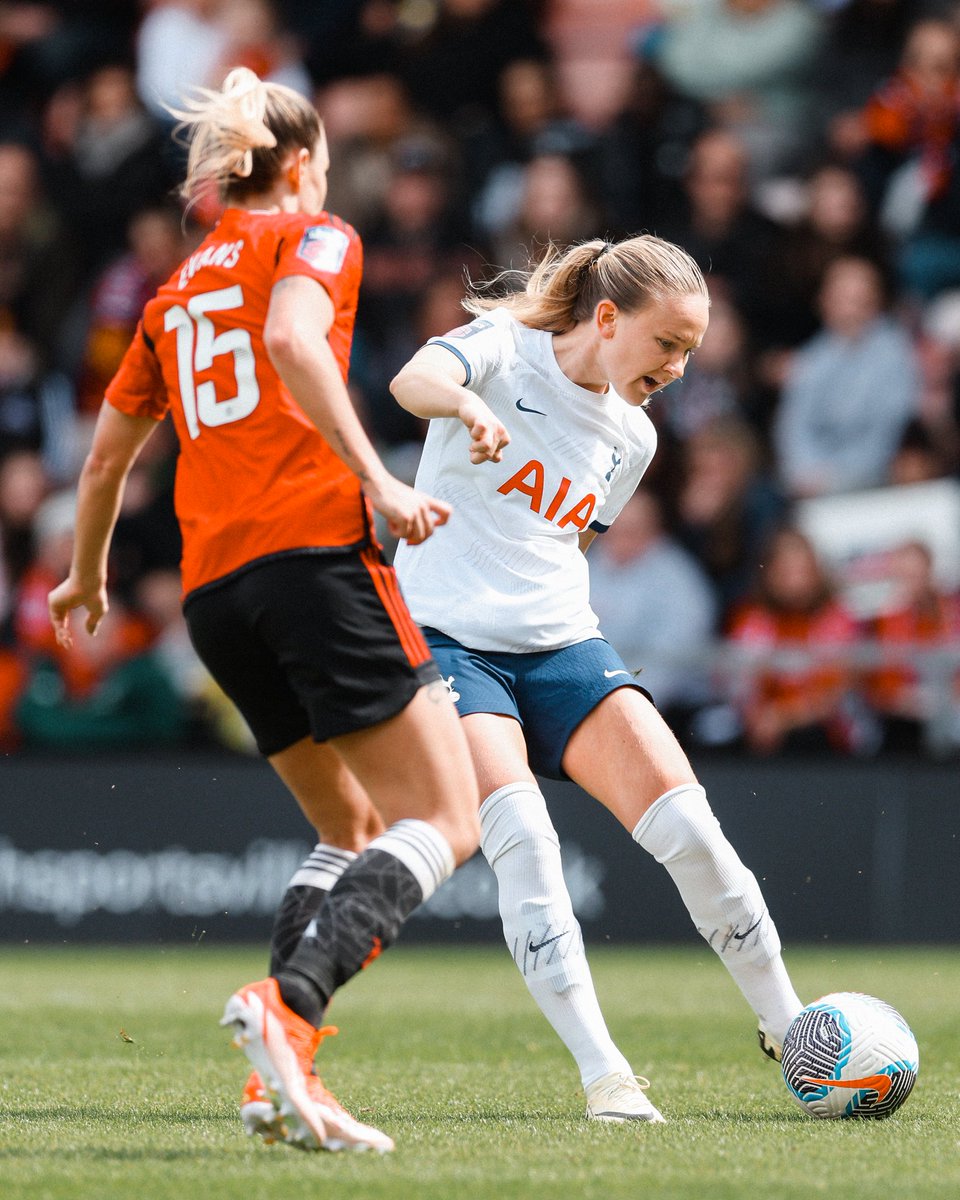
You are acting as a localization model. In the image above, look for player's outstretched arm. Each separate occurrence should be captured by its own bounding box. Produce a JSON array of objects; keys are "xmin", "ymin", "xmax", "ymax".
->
[
  {"xmin": 264, "ymin": 275, "xmax": 450, "ymax": 544},
  {"xmin": 48, "ymin": 403, "xmax": 159, "ymax": 646},
  {"xmin": 390, "ymin": 345, "xmax": 510, "ymax": 464}
]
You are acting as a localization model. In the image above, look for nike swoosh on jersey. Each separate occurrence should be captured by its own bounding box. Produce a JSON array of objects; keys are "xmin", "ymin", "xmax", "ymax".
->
[
  {"xmin": 603, "ymin": 669, "xmax": 631, "ymax": 679},
  {"xmin": 515, "ymin": 397, "xmax": 547, "ymax": 415}
]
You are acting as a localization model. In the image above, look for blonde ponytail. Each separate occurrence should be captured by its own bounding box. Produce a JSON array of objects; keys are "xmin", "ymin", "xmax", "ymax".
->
[
  {"xmin": 169, "ymin": 67, "xmax": 320, "ymax": 204},
  {"xmin": 464, "ymin": 236, "xmax": 708, "ymax": 331}
]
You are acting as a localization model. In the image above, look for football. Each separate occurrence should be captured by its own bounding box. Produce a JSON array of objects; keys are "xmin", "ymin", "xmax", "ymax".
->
[{"xmin": 780, "ymin": 992, "xmax": 919, "ymax": 1119}]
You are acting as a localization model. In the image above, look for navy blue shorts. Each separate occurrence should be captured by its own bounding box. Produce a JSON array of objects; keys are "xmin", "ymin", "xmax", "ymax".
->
[{"xmin": 423, "ymin": 628, "xmax": 650, "ymax": 780}]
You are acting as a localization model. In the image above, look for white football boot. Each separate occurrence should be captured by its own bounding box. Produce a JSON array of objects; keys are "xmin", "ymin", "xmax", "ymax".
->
[{"xmin": 584, "ymin": 1073, "xmax": 665, "ymax": 1123}]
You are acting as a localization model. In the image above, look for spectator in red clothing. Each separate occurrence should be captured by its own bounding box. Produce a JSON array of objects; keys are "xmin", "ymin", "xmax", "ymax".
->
[
  {"xmin": 726, "ymin": 527, "xmax": 869, "ymax": 756},
  {"xmin": 12, "ymin": 486, "xmax": 152, "ymax": 697},
  {"xmin": 12, "ymin": 486, "xmax": 75, "ymax": 657},
  {"xmin": 863, "ymin": 540, "xmax": 960, "ymax": 754},
  {"xmin": 835, "ymin": 18, "xmax": 960, "ymax": 297},
  {"xmin": 857, "ymin": 18, "xmax": 960, "ymax": 213},
  {"xmin": 0, "ymin": 642, "xmax": 26, "ymax": 748}
]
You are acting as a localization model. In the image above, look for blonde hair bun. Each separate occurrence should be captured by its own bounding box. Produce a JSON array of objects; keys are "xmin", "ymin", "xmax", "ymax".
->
[{"xmin": 167, "ymin": 67, "xmax": 318, "ymax": 204}]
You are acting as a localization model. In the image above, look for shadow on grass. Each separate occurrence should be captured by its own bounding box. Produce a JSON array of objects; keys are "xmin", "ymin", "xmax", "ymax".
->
[
  {"xmin": 0, "ymin": 1146, "xmax": 232, "ymax": 1163},
  {"xmin": 0, "ymin": 1102, "xmax": 234, "ymax": 1125},
  {"xmin": 389, "ymin": 1102, "xmax": 803, "ymax": 1126}
]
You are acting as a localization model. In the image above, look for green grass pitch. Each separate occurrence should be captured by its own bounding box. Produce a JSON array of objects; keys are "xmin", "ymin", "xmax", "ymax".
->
[{"xmin": 1, "ymin": 943, "xmax": 957, "ymax": 1200}]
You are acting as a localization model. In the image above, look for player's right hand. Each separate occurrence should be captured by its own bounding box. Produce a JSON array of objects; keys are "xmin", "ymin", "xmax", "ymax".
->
[
  {"xmin": 48, "ymin": 577, "xmax": 108, "ymax": 648},
  {"xmin": 366, "ymin": 475, "xmax": 452, "ymax": 546},
  {"xmin": 458, "ymin": 396, "xmax": 509, "ymax": 464}
]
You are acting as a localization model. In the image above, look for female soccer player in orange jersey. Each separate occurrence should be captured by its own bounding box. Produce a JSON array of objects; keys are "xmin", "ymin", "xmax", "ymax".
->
[{"xmin": 48, "ymin": 67, "xmax": 479, "ymax": 1155}]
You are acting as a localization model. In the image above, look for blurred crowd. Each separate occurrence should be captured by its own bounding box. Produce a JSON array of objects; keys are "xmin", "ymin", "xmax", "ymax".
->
[{"xmin": 1, "ymin": 0, "xmax": 960, "ymax": 759}]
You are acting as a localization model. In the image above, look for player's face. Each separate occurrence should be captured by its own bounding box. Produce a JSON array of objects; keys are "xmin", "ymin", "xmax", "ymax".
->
[
  {"xmin": 599, "ymin": 292, "xmax": 709, "ymax": 407},
  {"xmin": 297, "ymin": 130, "xmax": 330, "ymax": 215}
]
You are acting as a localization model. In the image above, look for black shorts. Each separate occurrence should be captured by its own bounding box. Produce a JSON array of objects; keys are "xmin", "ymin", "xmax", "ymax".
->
[{"xmin": 183, "ymin": 548, "xmax": 439, "ymax": 756}]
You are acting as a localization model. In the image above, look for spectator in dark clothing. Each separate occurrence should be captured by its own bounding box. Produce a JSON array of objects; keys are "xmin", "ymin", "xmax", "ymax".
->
[
  {"xmin": 596, "ymin": 59, "xmax": 708, "ymax": 237},
  {"xmin": 305, "ymin": 0, "xmax": 406, "ymax": 84},
  {"xmin": 464, "ymin": 56, "xmax": 597, "ymax": 239},
  {"xmin": 0, "ymin": 1, "xmax": 138, "ymax": 115},
  {"xmin": 354, "ymin": 134, "xmax": 477, "ymax": 448},
  {"xmin": 671, "ymin": 416, "xmax": 787, "ymax": 619},
  {"xmin": 0, "ymin": 139, "xmax": 81, "ymax": 370},
  {"xmin": 757, "ymin": 162, "xmax": 893, "ymax": 355},
  {"xmin": 107, "ymin": 418, "xmax": 182, "ymax": 610},
  {"xmin": 321, "ymin": 72, "xmax": 454, "ymax": 234},
  {"xmin": 352, "ymin": 267, "xmax": 470, "ymax": 464},
  {"xmin": 41, "ymin": 62, "xmax": 176, "ymax": 278},
  {"xmin": 657, "ymin": 128, "xmax": 780, "ymax": 338},
  {"xmin": 485, "ymin": 150, "xmax": 605, "ymax": 271},
  {"xmin": 0, "ymin": 320, "xmax": 77, "ymax": 481},
  {"xmin": 0, "ymin": 447, "xmax": 49, "ymax": 628},
  {"xmin": 398, "ymin": 0, "xmax": 547, "ymax": 131}
]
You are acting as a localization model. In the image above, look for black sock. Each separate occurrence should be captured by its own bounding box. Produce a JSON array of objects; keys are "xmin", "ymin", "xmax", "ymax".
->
[
  {"xmin": 269, "ymin": 884, "xmax": 327, "ymax": 977},
  {"xmin": 268, "ymin": 844, "xmax": 358, "ymax": 975},
  {"xmin": 276, "ymin": 970, "xmax": 328, "ymax": 1030},
  {"xmin": 276, "ymin": 848, "xmax": 424, "ymax": 1026}
]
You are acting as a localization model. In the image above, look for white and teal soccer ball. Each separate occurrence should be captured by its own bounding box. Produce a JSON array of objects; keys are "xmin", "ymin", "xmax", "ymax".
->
[{"xmin": 780, "ymin": 992, "xmax": 919, "ymax": 1119}]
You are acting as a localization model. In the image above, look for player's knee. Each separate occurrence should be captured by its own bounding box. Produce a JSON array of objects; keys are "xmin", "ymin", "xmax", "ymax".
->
[
  {"xmin": 632, "ymin": 784, "xmax": 718, "ymax": 862},
  {"xmin": 448, "ymin": 808, "xmax": 481, "ymax": 865},
  {"xmin": 480, "ymin": 782, "xmax": 559, "ymax": 869},
  {"xmin": 316, "ymin": 809, "xmax": 383, "ymax": 852}
]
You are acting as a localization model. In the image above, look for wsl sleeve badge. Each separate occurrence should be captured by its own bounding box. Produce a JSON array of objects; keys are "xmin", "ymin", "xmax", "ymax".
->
[
  {"xmin": 296, "ymin": 224, "xmax": 350, "ymax": 273},
  {"xmin": 780, "ymin": 992, "xmax": 919, "ymax": 1119}
]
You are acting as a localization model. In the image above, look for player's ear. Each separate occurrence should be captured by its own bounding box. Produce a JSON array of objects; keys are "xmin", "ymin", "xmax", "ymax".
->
[
  {"xmin": 285, "ymin": 148, "xmax": 309, "ymax": 191},
  {"xmin": 596, "ymin": 300, "xmax": 618, "ymax": 339}
]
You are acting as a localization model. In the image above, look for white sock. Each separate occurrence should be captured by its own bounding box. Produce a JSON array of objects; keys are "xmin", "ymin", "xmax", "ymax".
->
[
  {"xmin": 288, "ymin": 843, "xmax": 358, "ymax": 890},
  {"xmin": 633, "ymin": 784, "xmax": 802, "ymax": 1043},
  {"xmin": 481, "ymin": 783, "xmax": 633, "ymax": 1088}
]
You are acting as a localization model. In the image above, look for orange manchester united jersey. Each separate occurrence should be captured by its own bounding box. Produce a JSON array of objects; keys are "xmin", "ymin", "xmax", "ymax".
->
[{"xmin": 106, "ymin": 207, "xmax": 371, "ymax": 596}]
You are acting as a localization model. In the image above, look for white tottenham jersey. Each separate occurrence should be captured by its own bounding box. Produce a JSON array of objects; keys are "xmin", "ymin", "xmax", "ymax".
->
[{"xmin": 394, "ymin": 308, "xmax": 658, "ymax": 652}]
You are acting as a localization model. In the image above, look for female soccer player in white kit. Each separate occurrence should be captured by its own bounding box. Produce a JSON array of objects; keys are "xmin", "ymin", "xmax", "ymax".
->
[{"xmin": 390, "ymin": 235, "xmax": 803, "ymax": 1122}]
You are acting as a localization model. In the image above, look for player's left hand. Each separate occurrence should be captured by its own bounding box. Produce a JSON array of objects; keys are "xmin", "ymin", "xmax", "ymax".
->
[{"xmin": 48, "ymin": 577, "xmax": 108, "ymax": 648}]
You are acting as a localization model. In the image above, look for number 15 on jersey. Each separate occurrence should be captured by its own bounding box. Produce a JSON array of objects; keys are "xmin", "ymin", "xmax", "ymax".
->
[{"xmin": 164, "ymin": 285, "xmax": 260, "ymax": 439}]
